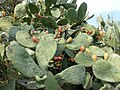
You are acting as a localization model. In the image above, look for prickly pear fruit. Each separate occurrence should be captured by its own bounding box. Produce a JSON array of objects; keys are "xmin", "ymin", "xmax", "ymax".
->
[
  {"xmin": 80, "ymin": 46, "xmax": 85, "ymax": 52},
  {"xmin": 1, "ymin": 11, "xmax": 6, "ymax": 17},
  {"xmin": 66, "ymin": 37, "xmax": 73, "ymax": 43},
  {"xmin": 32, "ymin": 36, "xmax": 39, "ymax": 43},
  {"xmin": 104, "ymin": 52, "xmax": 109, "ymax": 60},
  {"xmin": 85, "ymin": 48, "xmax": 90, "ymax": 54},
  {"xmin": 92, "ymin": 54, "xmax": 97, "ymax": 62},
  {"xmin": 59, "ymin": 26, "xmax": 62, "ymax": 33}
]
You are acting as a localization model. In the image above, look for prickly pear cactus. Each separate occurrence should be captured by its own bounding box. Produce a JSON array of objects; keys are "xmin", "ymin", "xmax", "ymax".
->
[
  {"xmin": 100, "ymin": 83, "xmax": 115, "ymax": 90},
  {"xmin": 75, "ymin": 52, "xmax": 94, "ymax": 67},
  {"xmin": 21, "ymin": 23, "xmax": 34, "ymax": 32},
  {"xmin": 8, "ymin": 26, "xmax": 20, "ymax": 40},
  {"xmin": 45, "ymin": 72, "xmax": 60, "ymax": 90},
  {"xmin": 93, "ymin": 59, "xmax": 120, "ymax": 82},
  {"xmin": 51, "ymin": 8, "xmax": 61, "ymax": 18},
  {"xmin": 16, "ymin": 31, "xmax": 37, "ymax": 48},
  {"xmin": 66, "ymin": 8, "xmax": 77, "ymax": 23},
  {"xmin": 83, "ymin": 72, "xmax": 92, "ymax": 90},
  {"xmin": 0, "ymin": 16, "xmax": 14, "ymax": 31},
  {"xmin": 14, "ymin": 1, "xmax": 27, "ymax": 18},
  {"xmin": 56, "ymin": 64, "xmax": 86, "ymax": 85},
  {"xmin": 6, "ymin": 43, "xmax": 43, "ymax": 77},
  {"xmin": 89, "ymin": 46, "xmax": 105, "ymax": 56},
  {"xmin": 57, "ymin": 18, "xmax": 68, "ymax": 25},
  {"xmin": 1, "ymin": 0, "xmax": 120, "ymax": 89},
  {"xmin": 77, "ymin": 2, "xmax": 87, "ymax": 21},
  {"xmin": 41, "ymin": 16, "xmax": 58, "ymax": 29},
  {"xmin": 36, "ymin": 34, "xmax": 57, "ymax": 70}
]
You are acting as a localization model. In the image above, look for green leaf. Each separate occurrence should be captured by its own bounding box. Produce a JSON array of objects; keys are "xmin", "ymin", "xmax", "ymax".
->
[
  {"xmin": 16, "ymin": 31, "xmax": 36, "ymax": 48},
  {"xmin": 93, "ymin": 60, "xmax": 120, "ymax": 82},
  {"xmin": 45, "ymin": 72, "xmax": 60, "ymax": 90},
  {"xmin": 66, "ymin": 8, "xmax": 77, "ymax": 23},
  {"xmin": 28, "ymin": 3, "xmax": 39, "ymax": 14},
  {"xmin": 51, "ymin": 8, "xmax": 61, "ymax": 18},
  {"xmin": 57, "ymin": 18, "xmax": 68, "ymax": 25},
  {"xmin": 36, "ymin": 34, "xmax": 57, "ymax": 70},
  {"xmin": 6, "ymin": 44, "xmax": 43, "ymax": 77},
  {"xmin": 75, "ymin": 53, "xmax": 94, "ymax": 67},
  {"xmin": 89, "ymin": 46, "xmax": 105, "ymax": 56},
  {"xmin": 77, "ymin": 2, "xmax": 87, "ymax": 21},
  {"xmin": 62, "ymin": 3, "xmax": 77, "ymax": 10},
  {"xmin": 56, "ymin": 64, "xmax": 86, "ymax": 85},
  {"xmin": 41, "ymin": 16, "xmax": 58, "ymax": 29}
]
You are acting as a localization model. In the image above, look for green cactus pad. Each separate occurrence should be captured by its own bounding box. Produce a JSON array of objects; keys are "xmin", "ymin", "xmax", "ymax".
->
[
  {"xmin": 28, "ymin": 3, "xmax": 39, "ymax": 15},
  {"xmin": 14, "ymin": 2, "xmax": 27, "ymax": 18},
  {"xmin": 45, "ymin": 72, "xmax": 60, "ymax": 90},
  {"xmin": 16, "ymin": 31, "xmax": 36, "ymax": 48},
  {"xmin": 75, "ymin": 52, "xmax": 94, "ymax": 67},
  {"xmin": 66, "ymin": 33, "xmax": 93, "ymax": 50},
  {"xmin": 93, "ymin": 60, "xmax": 120, "ymax": 82},
  {"xmin": 57, "ymin": 18, "xmax": 68, "ymax": 25},
  {"xmin": 0, "ymin": 16, "xmax": 14, "ymax": 31},
  {"xmin": 65, "ymin": 48, "xmax": 75, "ymax": 58},
  {"xmin": 36, "ymin": 34, "xmax": 57, "ymax": 69},
  {"xmin": 45, "ymin": 0, "xmax": 57, "ymax": 8},
  {"xmin": 66, "ymin": 8, "xmax": 77, "ymax": 23},
  {"xmin": 51, "ymin": 8, "xmax": 61, "ymax": 18},
  {"xmin": 6, "ymin": 44, "xmax": 43, "ymax": 77},
  {"xmin": 108, "ymin": 53, "xmax": 120, "ymax": 67},
  {"xmin": 77, "ymin": 2, "xmax": 87, "ymax": 21},
  {"xmin": 100, "ymin": 84, "xmax": 115, "ymax": 90},
  {"xmin": 83, "ymin": 72, "xmax": 92, "ymax": 90},
  {"xmin": 8, "ymin": 26, "xmax": 20, "ymax": 39},
  {"xmin": 21, "ymin": 23, "xmax": 34, "ymax": 32},
  {"xmin": 54, "ymin": 44, "xmax": 65, "ymax": 56},
  {"xmin": 56, "ymin": 64, "xmax": 86, "ymax": 85},
  {"xmin": 71, "ymin": 0, "xmax": 77, "ymax": 4},
  {"xmin": 41, "ymin": 16, "xmax": 58, "ymax": 29},
  {"xmin": 89, "ymin": 46, "xmax": 105, "ymax": 56},
  {"xmin": 62, "ymin": 3, "xmax": 77, "ymax": 10}
]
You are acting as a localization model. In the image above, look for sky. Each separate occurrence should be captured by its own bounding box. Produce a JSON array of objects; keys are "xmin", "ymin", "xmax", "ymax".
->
[{"xmin": 76, "ymin": 0, "xmax": 120, "ymax": 26}]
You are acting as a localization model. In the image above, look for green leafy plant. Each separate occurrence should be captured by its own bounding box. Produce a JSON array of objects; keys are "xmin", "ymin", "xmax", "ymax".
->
[{"xmin": 0, "ymin": 0, "xmax": 120, "ymax": 90}]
